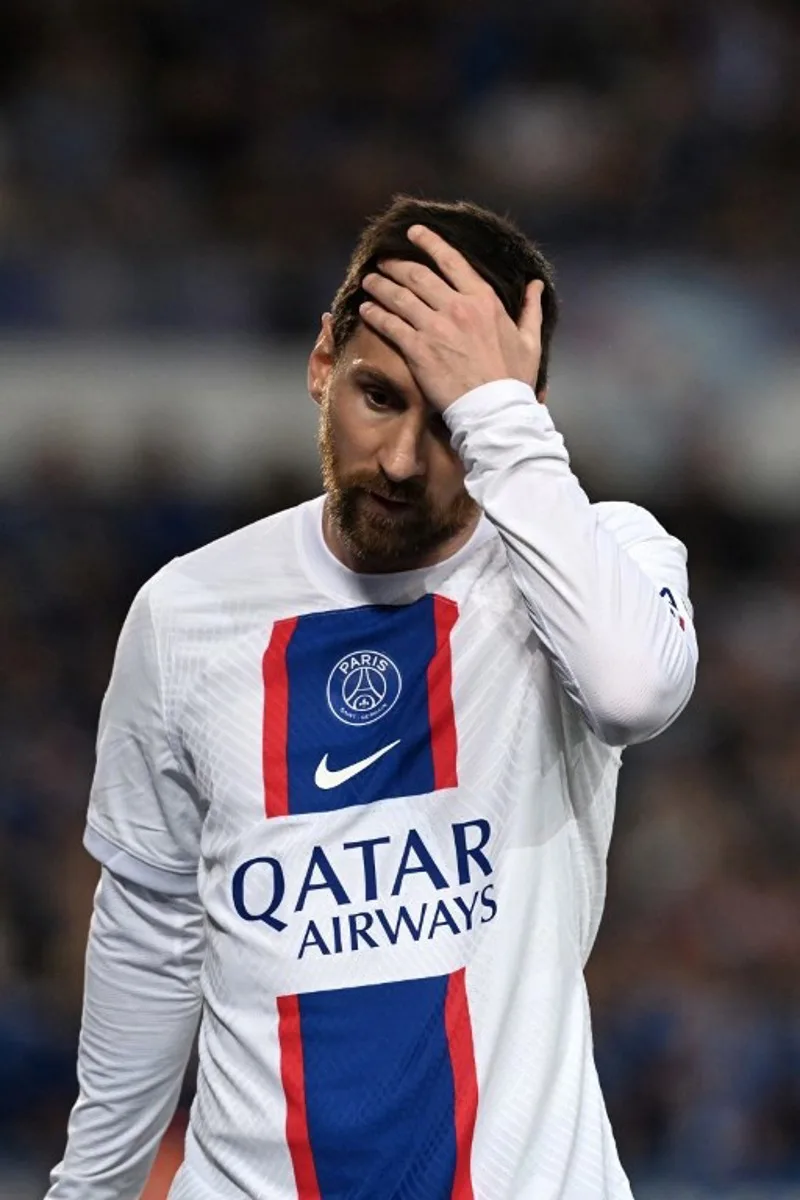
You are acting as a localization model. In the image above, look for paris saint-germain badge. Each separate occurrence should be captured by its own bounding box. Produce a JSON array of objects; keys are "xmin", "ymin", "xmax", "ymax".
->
[{"xmin": 327, "ymin": 650, "xmax": 403, "ymax": 726}]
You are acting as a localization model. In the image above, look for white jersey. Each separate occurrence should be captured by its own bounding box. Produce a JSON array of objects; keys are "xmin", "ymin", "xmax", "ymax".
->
[{"xmin": 75, "ymin": 381, "xmax": 697, "ymax": 1200}]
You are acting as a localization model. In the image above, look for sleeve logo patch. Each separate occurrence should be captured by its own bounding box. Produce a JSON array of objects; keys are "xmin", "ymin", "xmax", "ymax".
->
[{"xmin": 659, "ymin": 586, "xmax": 687, "ymax": 631}]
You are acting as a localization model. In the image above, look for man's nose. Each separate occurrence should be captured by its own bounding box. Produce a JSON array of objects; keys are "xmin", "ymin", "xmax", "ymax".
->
[{"xmin": 378, "ymin": 421, "xmax": 427, "ymax": 483}]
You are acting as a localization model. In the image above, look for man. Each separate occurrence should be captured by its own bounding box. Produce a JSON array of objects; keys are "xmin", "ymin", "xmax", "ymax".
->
[{"xmin": 48, "ymin": 197, "xmax": 697, "ymax": 1199}]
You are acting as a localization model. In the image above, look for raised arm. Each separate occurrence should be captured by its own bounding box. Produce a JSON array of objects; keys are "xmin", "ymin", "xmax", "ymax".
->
[
  {"xmin": 358, "ymin": 224, "xmax": 697, "ymax": 745},
  {"xmin": 444, "ymin": 383, "xmax": 697, "ymax": 744}
]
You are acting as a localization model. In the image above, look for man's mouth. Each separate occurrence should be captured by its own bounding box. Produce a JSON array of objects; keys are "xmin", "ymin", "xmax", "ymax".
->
[{"xmin": 364, "ymin": 490, "xmax": 415, "ymax": 515}]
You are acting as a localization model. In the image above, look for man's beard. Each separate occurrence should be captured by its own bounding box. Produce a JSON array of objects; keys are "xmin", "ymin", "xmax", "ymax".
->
[{"xmin": 318, "ymin": 408, "xmax": 477, "ymax": 570}]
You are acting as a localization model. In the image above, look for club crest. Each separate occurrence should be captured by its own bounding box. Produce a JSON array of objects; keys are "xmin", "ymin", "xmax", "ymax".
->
[{"xmin": 327, "ymin": 650, "xmax": 402, "ymax": 726}]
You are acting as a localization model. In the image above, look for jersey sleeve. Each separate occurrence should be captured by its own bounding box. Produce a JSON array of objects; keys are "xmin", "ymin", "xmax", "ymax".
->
[
  {"xmin": 84, "ymin": 579, "xmax": 204, "ymax": 895},
  {"xmin": 444, "ymin": 380, "xmax": 698, "ymax": 746},
  {"xmin": 46, "ymin": 868, "xmax": 204, "ymax": 1199}
]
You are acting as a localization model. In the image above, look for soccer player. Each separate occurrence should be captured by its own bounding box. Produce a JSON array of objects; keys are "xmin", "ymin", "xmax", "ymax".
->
[{"xmin": 48, "ymin": 197, "xmax": 697, "ymax": 1199}]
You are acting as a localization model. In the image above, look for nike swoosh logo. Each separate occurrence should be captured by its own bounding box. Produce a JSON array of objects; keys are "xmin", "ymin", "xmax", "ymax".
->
[{"xmin": 314, "ymin": 740, "xmax": 401, "ymax": 790}]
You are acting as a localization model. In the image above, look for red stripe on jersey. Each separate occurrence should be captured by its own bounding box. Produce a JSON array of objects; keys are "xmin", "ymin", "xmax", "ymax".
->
[
  {"xmin": 445, "ymin": 967, "xmax": 478, "ymax": 1200},
  {"xmin": 427, "ymin": 595, "xmax": 459, "ymax": 790},
  {"xmin": 277, "ymin": 993, "xmax": 321, "ymax": 1200},
  {"xmin": 262, "ymin": 617, "xmax": 298, "ymax": 819}
]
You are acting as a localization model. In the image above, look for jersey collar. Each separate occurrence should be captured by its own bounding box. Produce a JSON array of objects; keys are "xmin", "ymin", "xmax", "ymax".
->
[{"xmin": 297, "ymin": 494, "xmax": 495, "ymax": 604}]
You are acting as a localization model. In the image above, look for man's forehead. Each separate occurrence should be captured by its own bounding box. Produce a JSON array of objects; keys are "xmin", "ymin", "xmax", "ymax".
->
[{"xmin": 343, "ymin": 325, "xmax": 422, "ymax": 399}]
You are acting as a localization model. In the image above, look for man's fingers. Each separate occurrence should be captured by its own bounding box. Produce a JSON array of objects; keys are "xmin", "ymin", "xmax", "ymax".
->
[
  {"xmin": 359, "ymin": 300, "xmax": 418, "ymax": 354},
  {"xmin": 406, "ymin": 225, "xmax": 485, "ymax": 294},
  {"xmin": 519, "ymin": 279, "xmax": 545, "ymax": 338},
  {"xmin": 362, "ymin": 272, "xmax": 432, "ymax": 329},
  {"xmin": 376, "ymin": 259, "xmax": 452, "ymax": 310}
]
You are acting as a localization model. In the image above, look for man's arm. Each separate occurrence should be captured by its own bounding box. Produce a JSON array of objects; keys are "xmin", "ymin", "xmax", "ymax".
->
[
  {"xmin": 357, "ymin": 225, "xmax": 697, "ymax": 744},
  {"xmin": 50, "ymin": 574, "xmax": 208, "ymax": 1194},
  {"xmin": 444, "ymin": 381, "xmax": 697, "ymax": 744},
  {"xmin": 47, "ymin": 868, "xmax": 204, "ymax": 1199}
]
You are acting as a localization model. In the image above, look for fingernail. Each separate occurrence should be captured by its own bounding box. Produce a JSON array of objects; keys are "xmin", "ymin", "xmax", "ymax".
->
[{"xmin": 407, "ymin": 224, "xmax": 424, "ymax": 239}]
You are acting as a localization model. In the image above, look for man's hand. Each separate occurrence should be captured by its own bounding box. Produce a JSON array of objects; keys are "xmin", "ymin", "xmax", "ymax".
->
[{"xmin": 359, "ymin": 224, "xmax": 544, "ymax": 412}]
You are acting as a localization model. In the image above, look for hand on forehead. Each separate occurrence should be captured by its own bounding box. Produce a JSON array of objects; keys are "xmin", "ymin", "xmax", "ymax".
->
[{"xmin": 400, "ymin": 224, "xmax": 487, "ymax": 294}]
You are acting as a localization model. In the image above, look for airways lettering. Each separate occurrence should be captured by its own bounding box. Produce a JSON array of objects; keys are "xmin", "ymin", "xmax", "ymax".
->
[{"xmin": 296, "ymin": 886, "xmax": 498, "ymax": 960}]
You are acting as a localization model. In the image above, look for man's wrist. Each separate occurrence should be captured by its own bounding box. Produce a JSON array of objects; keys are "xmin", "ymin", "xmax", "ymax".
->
[
  {"xmin": 442, "ymin": 378, "xmax": 538, "ymax": 422},
  {"xmin": 443, "ymin": 378, "xmax": 563, "ymax": 476}
]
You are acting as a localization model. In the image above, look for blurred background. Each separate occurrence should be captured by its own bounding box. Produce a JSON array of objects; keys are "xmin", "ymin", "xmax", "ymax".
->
[{"xmin": 0, "ymin": 1, "xmax": 798, "ymax": 1197}]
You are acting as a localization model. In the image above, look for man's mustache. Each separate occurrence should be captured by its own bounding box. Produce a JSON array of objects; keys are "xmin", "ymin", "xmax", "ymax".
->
[{"xmin": 343, "ymin": 475, "xmax": 427, "ymax": 506}]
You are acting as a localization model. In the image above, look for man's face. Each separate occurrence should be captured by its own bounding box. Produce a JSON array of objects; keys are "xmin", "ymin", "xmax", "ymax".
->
[{"xmin": 309, "ymin": 320, "xmax": 478, "ymax": 571}]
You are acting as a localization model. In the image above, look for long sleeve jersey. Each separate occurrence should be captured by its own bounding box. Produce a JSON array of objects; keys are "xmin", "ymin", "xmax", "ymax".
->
[{"xmin": 49, "ymin": 379, "xmax": 697, "ymax": 1200}]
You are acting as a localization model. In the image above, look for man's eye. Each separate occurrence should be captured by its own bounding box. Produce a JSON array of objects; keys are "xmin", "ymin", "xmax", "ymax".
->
[{"xmin": 364, "ymin": 388, "xmax": 393, "ymax": 410}]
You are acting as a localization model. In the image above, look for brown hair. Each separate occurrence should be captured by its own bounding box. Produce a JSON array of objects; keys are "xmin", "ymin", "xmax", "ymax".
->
[{"xmin": 330, "ymin": 195, "xmax": 559, "ymax": 394}]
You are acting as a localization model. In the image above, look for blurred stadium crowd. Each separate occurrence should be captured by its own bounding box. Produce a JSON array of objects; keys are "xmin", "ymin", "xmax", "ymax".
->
[
  {"xmin": 0, "ymin": 0, "xmax": 798, "ymax": 1196},
  {"xmin": 0, "ymin": 0, "xmax": 797, "ymax": 334}
]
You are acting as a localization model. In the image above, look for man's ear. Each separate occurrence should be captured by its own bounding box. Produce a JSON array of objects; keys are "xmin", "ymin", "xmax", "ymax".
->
[
  {"xmin": 537, "ymin": 385, "xmax": 548, "ymax": 406},
  {"xmin": 308, "ymin": 312, "xmax": 335, "ymax": 406}
]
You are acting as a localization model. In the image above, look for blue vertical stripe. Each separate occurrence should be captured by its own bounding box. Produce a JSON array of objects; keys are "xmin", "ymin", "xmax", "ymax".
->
[{"xmin": 298, "ymin": 975, "xmax": 458, "ymax": 1198}]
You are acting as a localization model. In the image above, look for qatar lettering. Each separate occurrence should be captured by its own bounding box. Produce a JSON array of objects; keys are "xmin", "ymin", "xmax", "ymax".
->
[{"xmin": 231, "ymin": 819, "xmax": 497, "ymax": 958}]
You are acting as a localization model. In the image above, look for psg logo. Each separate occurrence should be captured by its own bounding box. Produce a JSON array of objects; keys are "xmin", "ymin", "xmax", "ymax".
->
[{"xmin": 327, "ymin": 649, "xmax": 402, "ymax": 726}]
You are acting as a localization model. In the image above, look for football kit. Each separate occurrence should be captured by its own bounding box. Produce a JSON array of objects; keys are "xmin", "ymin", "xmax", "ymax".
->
[{"xmin": 48, "ymin": 380, "xmax": 697, "ymax": 1200}]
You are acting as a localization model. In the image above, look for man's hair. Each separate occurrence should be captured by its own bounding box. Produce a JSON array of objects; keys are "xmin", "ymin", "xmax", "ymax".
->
[{"xmin": 330, "ymin": 195, "xmax": 559, "ymax": 394}]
